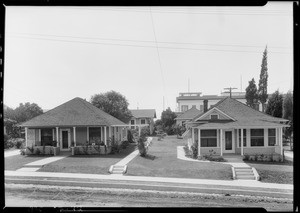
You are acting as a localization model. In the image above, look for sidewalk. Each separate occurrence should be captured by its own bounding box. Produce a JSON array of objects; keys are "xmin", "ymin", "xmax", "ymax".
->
[
  {"xmin": 4, "ymin": 149, "xmax": 21, "ymax": 158},
  {"xmin": 5, "ymin": 170, "xmax": 293, "ymax": 191}
]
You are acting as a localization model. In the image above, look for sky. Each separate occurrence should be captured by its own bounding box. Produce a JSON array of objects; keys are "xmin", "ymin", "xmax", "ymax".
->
[{"xmin": 4, "ymin": 2, "xmax": 293, "ymax": 119}]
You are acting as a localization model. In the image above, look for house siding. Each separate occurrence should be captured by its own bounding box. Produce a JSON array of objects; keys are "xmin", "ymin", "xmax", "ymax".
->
[
  {"xmin": 201, "ymin": 109, "xmax": 231, "ymax": 120},
  {"xmin": 200, "ymin": 147, "xmax": 221, "ymax": 155},
  {"xmin": 27, "ymin": 128, "xmax": 36, "ymax": 147},
  {"xmin": 243, "ymin": 147, "xmax": 276, "ymax": 155},
  {"xmin": 75, "ymin": 127, "xmax": 87, "ymax": 145}
]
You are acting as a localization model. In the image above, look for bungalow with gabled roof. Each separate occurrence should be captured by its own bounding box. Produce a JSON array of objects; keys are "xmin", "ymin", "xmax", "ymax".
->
[
  {"xmin": 185, "ymin": 97, "xmax": 289, "ymax": 158},
  {"xmin": 19, "ymin": 97, "xmax": 128, "ymax": 152},
  {"xmin": 175, "ymin": 106, "xmax": 200, "ymax": 127},
  {"xmin": 129, "ymin": 109, "xmax": 156, "ymax": 134}
]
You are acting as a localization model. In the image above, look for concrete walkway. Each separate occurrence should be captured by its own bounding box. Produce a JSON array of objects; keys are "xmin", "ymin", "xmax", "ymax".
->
[
  {"xmin": 16, "ymin": 156, "xmax": 68, "ymax": 172},
  {"xmin": 284, "ymin": 151, "xmax": 293, "ymax": 159},
  {"xmin": 4, "ymin": 149, "xmax": 21, "ymax": 158},
  {"xmin": 4, "ymin": 170, "xmax": 293, "ymax": 191}
]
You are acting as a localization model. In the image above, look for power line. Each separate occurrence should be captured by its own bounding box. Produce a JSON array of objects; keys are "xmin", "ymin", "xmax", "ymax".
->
[
  {"xmin": 68, "ymin": 7, "xmax": 292, "ymax": 16},
  {"xmin": 7, "ymin": 32, "xmax": 292, "ymax": 49},
  {"xmin": 8, "ymin": 35, "xmax": 292, "ymax": 55}
]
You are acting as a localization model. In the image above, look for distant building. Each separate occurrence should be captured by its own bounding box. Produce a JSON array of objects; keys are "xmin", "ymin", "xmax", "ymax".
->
[
  {"xmin": 128, "ymin": 109, "xmax": 156, "ymax": 134},
  {"xmin": 176, "ymin": 92, "xmax": 266, "ymax": 113},
  {"xmin": 175, "ymin": 106, "xmax": 200, "ymax": 127}
]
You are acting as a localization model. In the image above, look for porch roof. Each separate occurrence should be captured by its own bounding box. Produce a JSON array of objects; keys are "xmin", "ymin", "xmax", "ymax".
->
[
  {"xmin": 192, "ymin": 119, "xmax": 289, "ymax": 129},
  {"xmin": 19, "ymin": 97, "xmax": 126, "ymax": 127}
]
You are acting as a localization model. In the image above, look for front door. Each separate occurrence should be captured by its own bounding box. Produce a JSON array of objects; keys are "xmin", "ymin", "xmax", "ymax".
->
[
  {"xmin": 224, "ymin": 130, "xmax": 234, "ymax": 153},
  {"xmin": 60, "ymin": 129, "xmax": 70, "ymax": 150}
]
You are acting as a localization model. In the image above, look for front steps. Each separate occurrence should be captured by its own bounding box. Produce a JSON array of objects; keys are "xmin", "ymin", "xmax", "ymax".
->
[
  {"xmin": 232, "ymin": 167, "xmax": 260, "ymax": 180},
  {"xmin": 109, "ymin": 165, "xmax": 127, "ymax": 175}
]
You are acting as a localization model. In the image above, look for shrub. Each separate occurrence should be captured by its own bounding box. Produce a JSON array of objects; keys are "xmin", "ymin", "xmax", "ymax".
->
[
  {"xmin": 243, "ymin": 154, "xmax": 249, "ymax": 161},
  {"xmin": 35, "ymin": 148, "xmax": 41, "ymax": 155},
  {"xmin": 190, "ymin": 141, "xmax": 198, "ymax": 159},
  {"xmin": 121, "ymin": 140, "xmax": 129, "ymax": 149},
  {"xmin": 26, "ymin": 145, "xmax": 34, "ymax": 154},
  {"xmin": 137, "ymin": 136, "xmax": 147, "ymax": 157},
  {"xmin": 20, "ymin": 149, "xmax": 26, "ymax": 155}
]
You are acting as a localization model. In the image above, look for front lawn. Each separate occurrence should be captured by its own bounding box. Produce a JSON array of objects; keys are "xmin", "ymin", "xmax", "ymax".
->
[
  {"xmin": 5, "ymin": 155, "xmax": 52, "ymax": 171},
  {"xmin": 38, "ymin": 144, "xmax": 137, "ymax": 174},
  {"xmin": 247, "ymin": 162, "xmax": 293, "ymax": 184},
  {"xmin": 126, "ymin": 136, "xmax": 233, "ymax": 180}
]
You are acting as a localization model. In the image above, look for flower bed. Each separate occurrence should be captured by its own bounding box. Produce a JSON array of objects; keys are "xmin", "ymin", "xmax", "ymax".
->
[
  {"xmin": 71, "ymin": 145, "xmax": 112, "ymax": 155},
  {"xmin": 24, "ymin": 146, "xmax": 60, "ymax": 156},
  {"xmin": 243, "ymin": 153, "xmax": 283, "ymax": 162}
]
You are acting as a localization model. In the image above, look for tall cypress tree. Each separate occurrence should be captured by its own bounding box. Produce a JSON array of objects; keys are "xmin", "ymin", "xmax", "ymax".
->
[
  {"xmin": 258, "ymin": 46, "xmax": 269, "ymax": 112},
  {"xmin": 245, "ymin": 78, "xmax": 258, "ymax": 109}
]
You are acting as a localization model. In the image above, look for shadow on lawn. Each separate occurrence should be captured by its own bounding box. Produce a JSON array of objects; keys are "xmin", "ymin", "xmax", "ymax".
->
[{"xmin": 142, "ymin": 154, "xmax": 156, "ymax": 160}]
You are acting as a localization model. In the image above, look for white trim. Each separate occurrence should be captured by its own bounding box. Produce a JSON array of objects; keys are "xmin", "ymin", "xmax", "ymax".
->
[
  {"xmin": 56, "ymin": 127, "xmax": 59, "ymax": 147},
  {"xmin": 38, "ymin": 129, "xmax": 41, "ymax": 142},
  {"xmin": 220, "ymin": 129, "xmax": 223, "ymax": 156},
  {"xmin": 73, "ymin": 127, "xmax": 76, "ymax": 146},
  {"xmin": 241, "ymin": 128, "xmax": 244, "ymax": 156},
  {"xmin": 195, "ymin": 107, "xmax": 236, "ymax": 121},
  {"xmin": 198, "ymin": 128, "xmax": 201, "ymax": 157},
  {"xmin": 104, "ymin": 126, "xmax": 107, "ymax": 146},
  {"xmin": 25, "ymin": 127, "xmax": 28, "ymax": 147},
  {"xmin": 87, "ymin": 126, "xmax": 89, "ymax": 142},
  {"xmin": 60, "ymin": 128, "xmax": 71, "ymax": 151}
]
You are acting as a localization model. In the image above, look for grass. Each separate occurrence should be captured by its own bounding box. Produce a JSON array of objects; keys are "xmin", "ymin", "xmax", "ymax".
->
[
  {"xmin": 247, "ymin": 161, "xmax": 293, "ymax": 184},
  {"xmin": 5, "ymin": 154, "xmax": 52, "ymax": 171},
  {"xmin": 38, "ymin": 144, "xmax": 137, "ymax": 174},
  {"xmin": 126, "ymin": 136, "xmax": 233, "ymax": 180}
]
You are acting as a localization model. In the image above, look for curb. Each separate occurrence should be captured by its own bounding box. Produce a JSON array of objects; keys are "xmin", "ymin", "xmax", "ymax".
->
[{"xmin": 252, "ymin": 167, "xmax": 260, "ymax": 181}]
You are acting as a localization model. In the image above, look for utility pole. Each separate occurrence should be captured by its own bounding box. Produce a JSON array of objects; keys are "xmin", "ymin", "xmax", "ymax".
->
[{"xmin": 223, "ymin": 87, "xmax": 238, "ymax": 98}]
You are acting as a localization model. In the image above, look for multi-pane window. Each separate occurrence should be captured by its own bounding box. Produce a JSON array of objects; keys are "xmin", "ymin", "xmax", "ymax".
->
[
  {"xmin": 268, "ymin": 129, "xmax": 276, "ymax": 146},
  {"xmin": 131, "ymin": 120, "xmax": 135, "ymax": 129},
  {"xmin": 201, "ymin": 130, "xmax": 217, "ymax": 147},
  {"xmin": 141, "ymin": 119, "xmax": 146, "ymax": 124},
  {"xmin": 89, "ymin": 127, "xmax": 101, "ymax": 143},
  {"xmin": 210, "ymin": 114, "xmax": 219, "ymax": 120},
  {"xmin": 181, "ymin": 105, "xmax": 188, "ymax": 112},
  {"xmin": 250, "ymin": 129, "xmax": 264, "ymax": 146},
  {"xmin": 238, "ymin": 129, "xmax": 247, "ymax": 147},
  {"xmin": 41, "ymin": 129, "xmax": 53, "ymax": 145}
]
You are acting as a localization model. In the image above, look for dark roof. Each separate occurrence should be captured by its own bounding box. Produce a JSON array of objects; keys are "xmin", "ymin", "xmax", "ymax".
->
[
  {"xmin": 19, "ymin": 97, "xmax": 126, "ymax": 127},
  {"xmin": 191, "ymin": 97, "xmax": 289, "ymax": 127},
  {"xmin": 175, "ymin": 107, "xmax": 201, "ymax": 120},
  {"xmin": 130, "ymin": 109, "xmax": 156, "ymax": 119}
]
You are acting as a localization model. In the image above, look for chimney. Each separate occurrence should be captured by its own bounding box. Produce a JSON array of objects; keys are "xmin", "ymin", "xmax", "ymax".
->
[{"xmin": 204, "ymin": 99, "xmax": 208, "ymax": 112}]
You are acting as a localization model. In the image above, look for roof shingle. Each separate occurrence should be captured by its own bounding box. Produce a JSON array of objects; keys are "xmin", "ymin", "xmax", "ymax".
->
[
  {"xmin": 130, "ymin": 109, "xmax": 156, "ymax": 119},
  {"xmin": 19, "ymin": 97, "xmax": 126, "ymax": 127}
]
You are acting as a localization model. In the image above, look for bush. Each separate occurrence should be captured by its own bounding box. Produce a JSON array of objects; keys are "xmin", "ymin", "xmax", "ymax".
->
[
  {"xmin": 11, "ymin": 138, "xmax": 25, "ymax": 149},
  {"xmin": 190, "ymin": 141, "xmax": 198, "ymax": 159},
  {"xmin": 4, "ymin": 135, "xmax": 13, "ymax": 149},
  {"xmin": 121, "ymin": 140, "xmax": 129, "ymax": 149},
  {"xmin": 137, "ymin": 136, "xmax": 147, "ymax": 157}
]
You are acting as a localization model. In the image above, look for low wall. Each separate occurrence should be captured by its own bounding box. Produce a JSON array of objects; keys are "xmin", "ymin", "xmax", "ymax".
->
[
  {"xmin": 200, "ymin": 147, "xmax": 221, "ymax": 155},
  {"xmin": 243, "ymin": 147, "xmax": 276, "ymax": 155},
  {"xmin": 25, "ymin": 146, "xmax": 60, "ymax": 155},
  {"xmin": 71, "ymin": 145, "xmax": 112, "ymax": 155}
]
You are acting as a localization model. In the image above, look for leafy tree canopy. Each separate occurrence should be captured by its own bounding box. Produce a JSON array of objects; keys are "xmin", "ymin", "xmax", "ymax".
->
[
  {"xmin": 90, "ymin": 90, "xmax": 132, "ymax": 123},
  {"xmin": 245, "ymin": 78, "xmax": 258, "ymax": 109},
  {"xmin": 258, "ymin": 46, "xmax": 269, "ymax": 108},
  {"xmin": 265, "ymin": 90, "xmax": 283, "ymax": 118},
  {"xmin": 4, "ymin": 102, "xmax": 43, "ymax": 123},
  {"xmin": 161, "ymin": 107, "xmax": 177, "ymax": 129}
]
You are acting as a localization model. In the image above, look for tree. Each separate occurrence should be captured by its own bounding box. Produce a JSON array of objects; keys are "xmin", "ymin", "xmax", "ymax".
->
[
  {"xmin": 258, "ymin": 46, "xmax": 269, "ymax": 112},
  {"xmin": 90, "ymin": 90, "xmax": 132, "ymax": 123},
  {"xmin": 4, "ymin": 102, "xmax": 43, "ymax": 123},
  {"xmin": 245, "ymin": 78, "xmax": 258, "ymax": 109},
  {"xmin": 161, "ymin": 107, "xmax": 177, "ymax": 135},
  {"xmin": 265, "ymin": 90, "xmax": 283, "ymax": 118},
  {"xmin": 283, "ymin": 91, "xmax": 293, "ymax": 150}
]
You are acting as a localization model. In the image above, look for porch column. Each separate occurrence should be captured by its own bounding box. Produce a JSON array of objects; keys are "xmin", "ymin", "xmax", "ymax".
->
[
  {"xmin": 52, "ymin": 129, "xmax": 55, "ymax": 141},
  {"xmin": 25, "ymin": 127, "xmax": 28, "ymax": 147},
  {"xmin": 241, "ymin": 128, "xmax": 244, "ymax": 156},
  {"xmin": 138, "ymin": 125, "xmax": 141, "ymax": 136},
  {"xmin": 198, "ymin": 128, "xmax": 201, "ymax": 157},
  {"xmin": 108, "ymin": 126, "xmax": 111, "ymax": 139},
  {"xmin": 73, "ymin": 127, "xmax": 76, "ymax": 146},
  {"xmin": 56, "ymin": 127, "xmax": 59, "ymax": 147},
  {"xmin": 87, "ymin": 127, "xmax": 89, "ymax": 142},
  {"xmin": 104, "ymin": 126, "xmax": 107, "ymax": 146},
  {"xmin": 280, "ymin": 127, "xmax": 283, "ymax": 156},
  {"xmin": 220, "ymin": 129, "xmax": 223, "ymax": 156},
  {"xmin": 38, "ymin": 129, "xmax": 41, "ymax": 143},
  {"xmin": 192, "ymin": 128, "xmax": 195, "ymax": 144}
]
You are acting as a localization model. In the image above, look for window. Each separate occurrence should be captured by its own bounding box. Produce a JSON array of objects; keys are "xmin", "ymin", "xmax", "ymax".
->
[
  {"xmin": 181, "ymin": 105, "xmax": 188, "ymax": 112},
  {"xmin": 130, "ymin": 120, "xmax": 135, "ymax": 125},
  {"xmin": 210, "ymin": 114, "xmax": 219, "ymax": 120},
  {"xmin": 268, "ymin": 129, "xmax": 276, "ymax": 146},
  {"xmin": 238, "ymin": 129, "xmax": 247, "ymax": 147},
  {"xmin": 141, "ymin": 119, "xmax": 146, "ymax": 124},
  {"xmin": 89, "ymin": 127, "xmax": 101, "ymax": 143},
  {"xmin": 201, "ymin": 130, "xmax": 217, "ymax": 147},
  {"xmin": 41, "ymin": 129, "xmax": 53, "ymax": 145},
  {"xmin": 250, "ymin": 129, "xmax": 264, "ymax": 146}
]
